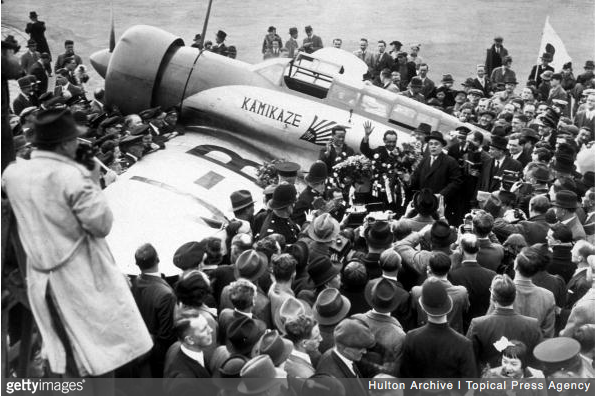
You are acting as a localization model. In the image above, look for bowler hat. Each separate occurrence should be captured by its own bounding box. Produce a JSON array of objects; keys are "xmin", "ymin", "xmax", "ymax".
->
[
  {"xmin": 308, "ymin": 213, "xmax": 340, "ymax": 243},
  {"xmin": 289, "ymin": 27, "xmax": 298, "ymax": 35},
  {"xmin": 274, "ymin": 161, "xmax": 300, "ymax": 177},
  {"xmin": 173, "ymin": 241, "xmax": 206, "ymax": 270},
  {"xmin": 26, "ymin": 39, "xmax": 37, "ymax": 47},
  {"xmin": 533, "ymin": 337, "xmax": 581, "ymax": 369},
  {"xmin": 252, "ymin": 329, "xmax": 293, "ymax": 366},
  {"xmin": 532, "ymin": 167, "xmax": 553, "ymax": 184},
  {"xmin": 29, "ymin": 11, "xmax": 38, "ymax": 18},
  {"xmin": 462, "ymin": 77, "xmax": 475, "ymax": 87},
  {"xmin": 441, "ymin": 74, "xmax": 454, "ymax": 83},
  {"xmin": 521, "ymin": 127, "xmax": 539, "ymax": 142},
  {"xmin": 267, "ymin": 26, "xmax": 276, "ymax": 33},
  {"xmin": 504, "ymin": 77, "xmax": 518, "ymax": 85},
  {"xmin": 305, "ymin": 160, "xmax": 328, "ymax": 184},
  {"xmin": 231, "ymin": 190, "xmax": 255, "ymax": 212},
  {"xmin": 364, "ymin": 278, "xmax": 401, "ymax": 313},
  {"xmin": 419, "ymin": 278, "xmax": 453, "ymax": 316},
  {"xmin": 552, "ymin": 190, "xmax": 579, "ymax": 209},
  {"xmin": 409, "ymin": 76, "xmax": 423, "ymax": 88},
  {"xmin": 333, "ymin": 318, "xmax": 375, "ymax": 349},
  {"xmin": 234, "ymin": 249, "xmax": 268, "ymax": 281},
  {"xmin": 217, "ymin": 30, "xmax": 227, "ymax": 39},
  {"xmin": 430, "ymin": 220, "xmax": 457, "ymax": 245},
  {"xmin": 490, "ymin": 135, "xmax": 508, "ymax": 151},
  {"xmin": 227, "ymin": 316, "xmax": 263, "ymax": 355},
  {"xmin": 365, "ymin": 221, "xmax": 393, "ymax": 249},
  {"xmin": 414, "ymin": 122, "xmax": 432, "ymax": 136},
  {"xmin": 238, "ymin": 355, "xmax": 278, "ymax": 394},
  {"xmin": 304, "ymin": 25, "xmax": 313, "ymax": 32},
  {"xmin": 308, "ymin": 256, "xmax": 340, "ymax": 288},
  {"xmin": 313, "ymin": 288, "xmax": 350, "ymax": 325},
  {"xmin": 540, "ymin": 52, "xmax": 553, "ymax": 62},
  {"xmin": 552, "ymin": 153, "xmax": 576, "ymax": 174},
  {"xmin": 584, "ymin": 60, "xmax": 595, "ymax": 69},
  {"xmin": 582, "ymin": 171, "xmax": 595, "ymax": 188},
  {"xmin": 425, "ymin": 131, "xmax": 447, "ymax": 146},
  {"xmin": 269, "ymin": 184, "xmax": 297, "ymax": 210},
  {"xmin": 32, "ymin": 108, "xmax": 81, "ymax": 145},
  {"xmin": 413, "ymin": 188, "xmax": 439, "ymax": 215},
  {"xmin": 541, "ymin": 70, "xmax": 554, "ymax": 81}
]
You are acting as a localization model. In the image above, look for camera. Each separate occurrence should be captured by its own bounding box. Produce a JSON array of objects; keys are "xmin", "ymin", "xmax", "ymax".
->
[
  {"xmin": 75, "ymin": 138, "xmax": 98, "ymax": 170},
  {"xmin": 500, "ymin": 170, "xmax": 521, "ymax": 191}
]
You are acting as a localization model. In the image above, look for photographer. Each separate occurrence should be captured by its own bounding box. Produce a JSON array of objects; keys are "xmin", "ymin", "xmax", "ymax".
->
[
  {"xmin": 2, "ymin": 108, "xmax": 152, "ymax": 379},
  {"xmin": 479, "ymin": 135, "xmax": 523, "ymax": 192},
  {"xmin": 493, "ymin": 195, "xmax": 551, "ymax": 244},
  {"xmin": 457, "ymin": 130, "xmax": 491, "ymax": 220}
]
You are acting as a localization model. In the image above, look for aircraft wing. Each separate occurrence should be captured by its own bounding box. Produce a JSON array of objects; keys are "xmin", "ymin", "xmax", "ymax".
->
[{"xmin": 104, "ymin": 132, "xmax": 263, "ymax": 276}]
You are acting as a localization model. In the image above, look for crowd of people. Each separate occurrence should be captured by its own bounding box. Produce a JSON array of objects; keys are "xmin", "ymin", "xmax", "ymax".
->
[{"xmin": 0, "ymin": 9, "xmax": 595, "ymax": 396}]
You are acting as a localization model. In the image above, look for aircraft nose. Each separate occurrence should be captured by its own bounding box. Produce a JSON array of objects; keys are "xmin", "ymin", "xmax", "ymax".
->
[{"xmin": 89, "ymin": 49, "xmax": 111, "ymax": 78}]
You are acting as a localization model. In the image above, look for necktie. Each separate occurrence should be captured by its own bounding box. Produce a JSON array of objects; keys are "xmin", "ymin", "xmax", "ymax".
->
[
  {"xmin": 352, "ymin": 362, "xmax": 361, "ymax": 378},
  {"xmin": 430, "ymin": 155, "xmax": 436, "ymax": 167}
]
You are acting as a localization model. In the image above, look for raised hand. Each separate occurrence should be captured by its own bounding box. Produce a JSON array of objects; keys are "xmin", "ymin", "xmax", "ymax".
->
[{"xmin": 363, "ymin": 121, "xmax": 374, "ymax": 137}]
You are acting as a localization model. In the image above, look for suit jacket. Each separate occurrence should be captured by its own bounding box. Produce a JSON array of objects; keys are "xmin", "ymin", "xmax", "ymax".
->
[
  {"xmin": 26, "ymin": 21, "xmax": 51, "ymax": 55},
  {"xmin": 284, "ymin": 37, "xmax": 299, "ymax": 59},
  {"xmin": 448, "ymin": 260, "xmax": 496, "ymax": 330},
  {"xmin": 291, "ymin": 186, "xmax": 323, "ymax": 227},
  {"xmin": 353, "ymin": 49, "xmax": 376, "ymax": 75},
  {"xmin": 411, "ymin": 279, "xmax": 469, "ymax": 334},
  {"xmin": 391, "ymin": 61, "xmax": 417, "ymax": 91},
  {"xmin": 400, "ymin": 322, "xmax": 477, "ymax": 378},
  {"xmin": 54, "ymin": 52, "xmax": 83, "ymax": 72},
  {"xmin": 466, "ymin": 307, "xmax": 542, "ymax": 370},
  {"xmin": 488, "ymin": 278, "xmax": 556, "ymax": 338},
  {"xmin": 480, "ymin": 155, "xmax": 523, "ymax": 192},
  {"xmin": 29, "ymin": 61, "xmax": 49, "ymax": 95},
  {"xmin": 489, "ymin": 67, "xmax": 516, "ymax": 89},
  {"xmin": 316, "ymin": 350, "xmax": 368, "ymax": 396},
  {"xmin": 528, "ymin": 64, "xmax": 554, "ymax": 86},
  {"xmin": 302, "ymin": 35, "xmax": 323, "ymax": 54},
  {"xmin": 511, "ymin": 150, "xmax": 531, "ymax": 168},
  {"xmin": 472, "ymin": 76, "xmax": 492, "ymax": 97},
  {"xmin": 12, "ymin": 93, "xmax": 38, "ymax": 116},
  {"xmin": 565, "ymin": 268, "xmax": 592, "ymax": 310},
  {"xmin": 563, "ymin": 216, "xmax": 587, "ymax": 241},
  {"xmin": 419, "ymin": 77, "xmax": 436, "ymax": 99},
  {"xmin": 131, "ymin": 274, "xmax": 177, "ymax": 377},
  {"xmin": 319, "ymin": 144, "xmax": 355, "ymax": 173},
  {"xmin": 485, "ymin": 44, "xmax": 509, "ymax": 75},
  {"xmin": 493, "ymin": 214, "xmax": 550, "ymax": 245},
  {"xmin": 560, "ymin": 287, "xmax": 595, "ymax": 337},
  {"xmin": 373, "ymin": 52, "xmax": 393, "ymax": 76},
  {"xmin": 163, "ymin": 345, "xmax": 214, "ymax": 396},
  {"xmin": 20, "ymin": 50, "xmax": 41, "ymax": 73},
  {"xmin": 532, "ymin": 270, "xmax": 566, "ymax": 308},
  {"xmin": 410, "ymin": 152, "xmax": 463, "ymax": 201},
  {"xmin": 574, "ymin": 109, "xmax": 595, "ymax": 132}
]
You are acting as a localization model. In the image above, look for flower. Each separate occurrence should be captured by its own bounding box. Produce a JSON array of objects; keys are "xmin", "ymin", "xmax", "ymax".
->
[{"xmin": 493, "ymin": 336, "xmax": 515, "ymax": 353}]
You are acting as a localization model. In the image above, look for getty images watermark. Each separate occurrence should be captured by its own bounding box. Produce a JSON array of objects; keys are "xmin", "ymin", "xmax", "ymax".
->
[{"xmin": 5, "ymin": 379, "xmax": 85, "ymax": 394}]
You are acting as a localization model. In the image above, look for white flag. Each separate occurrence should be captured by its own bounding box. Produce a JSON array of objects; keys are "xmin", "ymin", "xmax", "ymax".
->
[{"xmin": 537, "ymin": 16, "xmax": 572, "ymax": 72}]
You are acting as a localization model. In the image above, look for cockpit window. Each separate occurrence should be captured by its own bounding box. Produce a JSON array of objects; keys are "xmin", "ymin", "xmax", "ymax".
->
[
  {"xmin": 327, "ymin": 84, "xmax": 360, "ymax": 108},
  {"xmin": 360, "ymin": 95, "xmax": 391, "ymax": 118}
]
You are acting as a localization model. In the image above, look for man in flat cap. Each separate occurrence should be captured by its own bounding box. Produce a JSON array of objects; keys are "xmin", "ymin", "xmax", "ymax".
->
[
  {"xmin": 490, "ymin": 55, "xmax": 516, "ymax": 92},
  {"xmin": 485, "ymin": 36, "xmax": 509, "ymax": 76},
  {"xmin": 301, "ymin": 26, "xmax": 323, "ymax": 54},
  {"xmin": 2, "ymin": 108, "xmax": 153, "ymax": 381},
  {"xmin": 285, "ymin": 28, "xmax": 300, "ymax": 59},
  {"xmin": 315, "ymin": 318, "xmax": 374, "ymax": 396}
]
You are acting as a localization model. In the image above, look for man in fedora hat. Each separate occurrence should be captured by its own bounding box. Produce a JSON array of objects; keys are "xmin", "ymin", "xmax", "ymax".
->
[
  {"xmin": 316, "ymin": 318, "xmax": 374, "ymax": 395},
  {"xmin": 20, "ymin": 39, "xmax": 41, "ymax": 74},
  {"xmin": 12, "ymin": 76, "xmax": 39, "ymax": 116},
  {"xmin": 228, "ymin": 189, "xmax": 256, "ymax": 236},
  {"xmin": 3, "ymin": 108, "xmax": 153, "ymax": 378},
  {"xmin": 253, "ymin": 329, "xmax": 294, "ymax": 370},
  {"xmin": 411, "ymin": 252, "xmax": 469, "ymax": 333},
  {"xmin": 529, "ymin": 52, "xmax": 555, "ymax": 86},
  {"xmin": 399, "ymin": 76, "xmax": 424, "ymax": 103},
  {"xmin": 292, "ymin": 161, "xmax": 328, "ymax": 227},
  {"xmin": 480, "ymin": 134, "xmax": 522, "ymax": 192},
  {"xmin": 553, "ymin": 190, "xmax": 586, "ymax": 241},
  {"xmin": 190, "ymin": 34, "xmax": 202, "ymax": 49},
  {"xmin": 353, "ymin": 277, "xmax": 406, "ymax": 376},
  {"xmin": 239, "ymin": 355, "xmax": 287, "ymax": 395},
  {"xmin": 319, "ymin": 125, "xmax": 355, "ymax": 173},
  {"xmin": 26, "ymin": 11, "xmax": 51, "ymax": 57},
  {"xmin": 312, "ymin": 288, "xmax": 349, "ymax": 353},
  {"xmin": 211, "ymin": 30, "xmax": 228, "ymax": 56},
  {"xmin": 410, "ymin": 130, "xmax": 462, "ymax": 224},
  {"xmin": 305, "ymin": 213, "xmax": 340, "ymax": 264},
  {"xmin": 301, "ymin": 26, "xmax": 323, "ymax": 54},
  {"xmin": 285, "ymin": 27, "xmax": 299, "ymax": 59},
  {"xmin": 401, "ymin": 278, "xmax": 476, "ymax": 378},
  {"xmin": 362, "ymin": 221, "xmax": 394, "ymax": 279},
  {"xmin": 485, "ymin": 36, "xmax": 509, "ymax": 76},
  {"xmin": 490, "ymin": 55, "xmax": 516, "ymax": 92},
  {"xmin": 257, "ymin": 184, "xmax": 300, "ymax": 244}
]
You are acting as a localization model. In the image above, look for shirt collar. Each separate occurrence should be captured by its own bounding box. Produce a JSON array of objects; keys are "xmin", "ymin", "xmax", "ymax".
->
[
  {"xmin": 382, "ymin": 274, "xmax": 397, "ymax": 282},
  {"xmin": 143, "ymin": 272, "xmax": 161, "ymax": 278},
  {"xmin": 290, "ymin": 349, "xmax": 312, "ymax": 365},
  {"xmin": 180, "ymin": 344, "xmax": 205, "ymax": 367},
  {"xmin": 235, "ymin": 308, "xmax": 253, "ymax": 319},
  {"xmin": 561, "ymin": 216, "xmax": 576, "ymax": 225},
  {"xmin": 372, "ymin": 309, "xmax": 391, "ymax": 316},
  {"xmin": 333, "ymin": 348, "xmax": 355, "ymax": 375}
]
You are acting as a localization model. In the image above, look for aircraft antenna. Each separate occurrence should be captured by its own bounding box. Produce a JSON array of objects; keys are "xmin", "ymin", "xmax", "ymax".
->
[{"xmin": 199, "ymin": 0, "xmax": 214, "ymax": 48}]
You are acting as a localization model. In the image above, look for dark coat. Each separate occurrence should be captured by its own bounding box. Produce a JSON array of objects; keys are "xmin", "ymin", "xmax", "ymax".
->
[
  {"xmin": 316, "ymin": 350, "xmax": 368, "ymax": 396},
  {"xmin": 466, "ymin": 307, "xmax": 542, "ymax": 370},
  {"xmin": 471, "ymin": 76, "xmax": 492, "ymax": 97},
  {"xmin": 29, "ymin": 61, "xmax": 49, "ymax": 95},
  {"xmin": 528, "ymin": 64, "xmax": 554, "ymax": 86},
  {"xmin": 419, "ymin": 77, "xmax": 436, "ymax": 99},
  {"xmin": 410, "ymin": 152, "xmax": 463, "ymax": 201},
  {"xmin": 319, "ymin": 144, "xmax": 355, "ymax": 173},
  {"xmin": 564, "ymin": 268, "xmax": 592, "ymax": 310},
  {"xmin": 257, "ymin": 211, "xmax": 301, "ymax": 244},
  {"xmin": 548, "ymin": 245, "xmax": 575, "ymax": 284},
  {"xmin": 163, "ymin": 344, "xmax": 214, "ymax": 396},
  {"xmin": 12, "ymin": 93, "xmax": 38, "ymax": 116},
  {"xmin": 131, "ymin": 274, "xmax": 177, "ymax": 377},
  {"xmin": 479, "ymin": 155, "xmax": 523, "ymax": 192},
  {"xmin": 292, "ymin": 186, "xmax": 323, "ymax": 227},
  {"xmin": 391, "ymin": 61, "xmax": 417, "ymax": 91},
  {"xmin": 449, "ymin": 260, "xmax": 496, "ymax": 331},
  {"xmin": 485, "ymin": 44, "xmax": 509, "ymax": 76},
  {"xmin": 512, "ymin": 150, "xmax": 532, "ymax": 168},
  {"xmin": 532, "ymin": 270, "xmax": 566, "ymax": 308},
  {"xmin": 54, "ymin": 52, "xmax": 82, "ymax": 72},
  {"xmin": 26, "ymin": 21, "xmax": 51, "ymax": 55},
  {"xmin": 373, "ymin": 52, "xmax": 394, "ymax": 76},
  {"xmin": 400, "ymin": 322, "xmax": 477, "ymax": 378},
  {"xmin": 302, "ymin": 35, "xmax": 323, "ymax": 54},
  {"xmin": 493, "ymin": 214, "xmax": 550, "ymax": 245},
  {"xmin": 20, "ymin": 50, "xmax": 40, "ymax": 73}
]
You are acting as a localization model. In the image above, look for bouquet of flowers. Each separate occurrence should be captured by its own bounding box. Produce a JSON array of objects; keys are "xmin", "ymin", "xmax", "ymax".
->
[
  {"xmin": 256, "ymin": 159, "xmax": 285, "ymax": 188},
  {"xmin": 396, "ymin": 142, "xmax": 423, "ymax": 174},
  {"xmin": 332, "ymin": 155, "xmax": 372, "ymax": 187}
]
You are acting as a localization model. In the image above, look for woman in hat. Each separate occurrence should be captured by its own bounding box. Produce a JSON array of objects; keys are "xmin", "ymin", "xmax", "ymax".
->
[{"xmin": 483, "ymin": 338, "xmax": 546, "ymax": 392}]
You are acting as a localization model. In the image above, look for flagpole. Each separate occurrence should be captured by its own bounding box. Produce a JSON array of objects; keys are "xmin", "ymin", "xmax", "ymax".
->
[{"xmin": 200, "ymin": 0, "xmax": 214, "ymax": 48}]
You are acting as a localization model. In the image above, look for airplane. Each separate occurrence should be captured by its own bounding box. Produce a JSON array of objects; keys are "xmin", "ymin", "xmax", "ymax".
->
[{"xmin": 90, "ymin": 25, "xmax": 489, "ymax": 275}]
